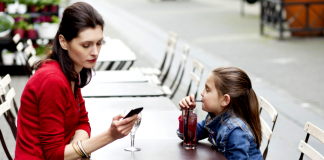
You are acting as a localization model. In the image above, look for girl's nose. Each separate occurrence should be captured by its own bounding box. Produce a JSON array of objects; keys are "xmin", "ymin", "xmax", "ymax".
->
[{"xmin": 201, "ymin": 91, "xmax": 204, "ymax": 97}]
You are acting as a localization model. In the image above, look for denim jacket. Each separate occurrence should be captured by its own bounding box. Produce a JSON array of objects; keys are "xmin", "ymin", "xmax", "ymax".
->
[{"xmin": 183, "ymin": 110, "xmax": 263, "ymax": 160}]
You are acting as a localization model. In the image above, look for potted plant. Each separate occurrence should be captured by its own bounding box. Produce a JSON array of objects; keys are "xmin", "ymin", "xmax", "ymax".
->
[
  {"xmin": 2, "ymin": 49, "xmax": 14, "ymax": 65},
  {"xmin": 26, "ymin": 24, "xmax": 37, "ymax": 39},
  {"xmin": 38, "ymin": 0, "xmax": 51, "ymax": 12},
  {"xmin": 284, "ymin": 0, "xmax": 324, "ymax": 36},
  {"xmin": 13, "ymin": 19, "xmax": 27, "ymax": 38},
  {"xmin": 6, "ymin": 0, "xmax": 16, "ymax": 14},
  {"xmin": 37, "ymin": 15, "xmax": 59, "ymax": 39},
  {"xmin": 0, "ymin": 0, "xmax": 5, "ymax": 12},
  {"xmin": 28, "ymin": 0, "xmax": 39, "ymax": 12},
  {"xmin": 50, "ymin": 0, "xmax": 60, "ymax": 12},
  {"xmin": 0, "ymin": 13, "xmax": 14, "ymax": 37},
  {"xmin": 18, "ymin": 0, "xmax": 28, "ymax": 14}
]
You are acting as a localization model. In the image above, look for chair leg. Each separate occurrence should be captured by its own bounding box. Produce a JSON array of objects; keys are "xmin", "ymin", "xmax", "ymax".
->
[{"xmin": 0, "ymin": 130, "xmax": 13, "ymax": 160}]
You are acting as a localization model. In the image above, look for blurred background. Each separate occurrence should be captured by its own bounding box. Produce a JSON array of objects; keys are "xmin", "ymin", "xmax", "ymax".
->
[{"xmin": 0, "ymin": 0, "xmax": 324, "ymax": 159}]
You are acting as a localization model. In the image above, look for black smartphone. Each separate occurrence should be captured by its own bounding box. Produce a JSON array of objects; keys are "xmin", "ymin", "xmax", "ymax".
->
[{"xmin": 124, "ymin": 107, "xmax": 143, "ymax": 119}]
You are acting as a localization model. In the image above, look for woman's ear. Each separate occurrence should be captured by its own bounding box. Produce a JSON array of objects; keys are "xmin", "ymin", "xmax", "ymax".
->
[
  {"xmin": 59, "ymin": 34, "xmax": 68, "ymax": 50},
  {"xmin": 221, "ymin": 94, "xmax": 230, "ymax": 107}
]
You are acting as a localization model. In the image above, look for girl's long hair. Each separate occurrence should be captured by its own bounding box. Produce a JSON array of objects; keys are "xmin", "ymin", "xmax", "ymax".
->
[
  {"xmin": 34, "ymin": 2, "xmax": 104, "ymax": 88},
  {"xmin": 211, "ymin": 66, "xmax": 262, "ymax": 148}
]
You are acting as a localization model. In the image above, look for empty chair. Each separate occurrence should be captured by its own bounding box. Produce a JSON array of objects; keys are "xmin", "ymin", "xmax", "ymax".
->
[
  {"xmin": 0, "ymin": 85, "xmax": 17, "ymax": 140},
  {"xmin": 259, "ymin": 96, "xmax": 278, "ymax": 160},
  {"xmin": 0, "ymin": 101, "xmax": 14, "ymax": 160},
  {"xmin": 161, "ymin": 44, "xmax": 190, "ymax": 99},
  {"xmin": 298, "ymin": 122, "xmax": 324, "ymax": 160},
  {"xmin": 185, "ymin": 59, "xmax": 204, "ymax": 98},
  {"xmin": 130, "ymin": 31, "xmax": 178, "ymax": 78},
  {"xmin": 0, "ymin": 74, "xmax": 18, "ymax": 115}
]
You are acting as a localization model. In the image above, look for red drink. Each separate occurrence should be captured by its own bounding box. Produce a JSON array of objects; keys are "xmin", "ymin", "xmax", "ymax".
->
[{"xmin": 182, "ymin": 109, "xmax": 197, "ymax": 149}]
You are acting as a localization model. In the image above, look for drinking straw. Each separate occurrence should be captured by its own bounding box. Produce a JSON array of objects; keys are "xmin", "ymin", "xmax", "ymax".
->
[{"xmin": 186, "ymin": 108, "xmax": 189, "ymax": 142}]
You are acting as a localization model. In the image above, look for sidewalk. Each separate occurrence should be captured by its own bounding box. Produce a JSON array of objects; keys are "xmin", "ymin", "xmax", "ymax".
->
[{"xmin": 80, "ymin": 0, "xmax": 324, "ymax": 159}]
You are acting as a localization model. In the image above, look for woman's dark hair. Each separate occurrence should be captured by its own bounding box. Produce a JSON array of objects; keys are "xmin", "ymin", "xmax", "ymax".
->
[
  {"xmin": 34, "ymin": 2, "xmax": 104, "ymax": 88},
  {"xmin": 211, "ymin": 66, "xmax": 262, "ymax": 148}
]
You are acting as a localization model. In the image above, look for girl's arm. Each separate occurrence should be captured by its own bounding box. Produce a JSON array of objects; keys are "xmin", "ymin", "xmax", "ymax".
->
[
  {"xmin": 226, "ymin": 128, "xmax": 249, "ymax": 160},
  {"xmin": 196, "ymin": 119, "xmax": 209, "ymax": 141}
]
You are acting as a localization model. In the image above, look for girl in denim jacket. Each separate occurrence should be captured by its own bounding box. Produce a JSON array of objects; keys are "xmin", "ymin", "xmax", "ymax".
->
[{"xmin": 178, "ymin": 66, "xmax": 263, "ymax": 160}]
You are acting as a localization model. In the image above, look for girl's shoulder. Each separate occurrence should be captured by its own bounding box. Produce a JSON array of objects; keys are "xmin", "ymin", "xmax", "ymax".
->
[{"xmin": 217, "ymin": 116, "xmax": 253, "ymax": 139}]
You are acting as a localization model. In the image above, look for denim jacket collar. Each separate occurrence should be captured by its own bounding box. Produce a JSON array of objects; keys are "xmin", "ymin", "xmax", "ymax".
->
[{"xmin": 205, "ymin": 110, "xmax": 231, "ymax": 132}]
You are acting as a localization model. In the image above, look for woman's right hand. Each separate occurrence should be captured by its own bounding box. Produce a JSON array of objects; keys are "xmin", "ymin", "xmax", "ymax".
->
[
  {"xmin": 179, "ymin": 94, "xmax": 196, "ymax": 109},
  {"xmin": 107, "ymin": 113, "xmax": 138, "ymax": 140}
]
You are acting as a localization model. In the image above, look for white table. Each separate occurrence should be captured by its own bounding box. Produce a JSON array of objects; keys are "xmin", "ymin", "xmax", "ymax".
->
[
  {"xmin": 81, "ymin": 83, "xmax": 165, "ymax": 97},
  {"xmin": 91, "ymin": 71, "xmax": 148, "ymax": 83},
  {"xmin": 82, "ymin": 97, "xmax": 227, "ymax": 160},
  {"xmin": 97, "ymin": 38, "xmax": 136, "ymax": 70}
]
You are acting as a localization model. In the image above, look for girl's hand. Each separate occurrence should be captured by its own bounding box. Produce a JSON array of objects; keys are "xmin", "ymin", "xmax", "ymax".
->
[
  {"xmin": 179, "ymin": 94, "xmax": 196, "ymax": 109},
  {"xmin": 107, "ymin": 113, "xmax": 138, "ymax": 140}
]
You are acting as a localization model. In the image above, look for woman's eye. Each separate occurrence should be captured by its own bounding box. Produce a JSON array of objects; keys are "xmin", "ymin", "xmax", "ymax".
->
[
  {"xmin": 83, "ymin": 45, "xmax": 89, "ymax": 48},
  {"xmin": 97, "ymin": 43, "xmax": 102, "ymax": 46}
]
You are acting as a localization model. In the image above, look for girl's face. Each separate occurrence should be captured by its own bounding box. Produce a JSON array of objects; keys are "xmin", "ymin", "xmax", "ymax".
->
[
  {"xmin": 201, "ymin": 74, "xmax": 226, "ymax": 116},
  {"xmin": 63, "ymin": 25, "xmax": 104, "ymax": 73}
]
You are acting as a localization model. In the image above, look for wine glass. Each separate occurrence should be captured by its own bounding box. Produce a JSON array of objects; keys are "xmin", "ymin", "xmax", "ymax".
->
[{"xmin": 124, "ymin": 110, "xmax": 142, "ymax": 152}]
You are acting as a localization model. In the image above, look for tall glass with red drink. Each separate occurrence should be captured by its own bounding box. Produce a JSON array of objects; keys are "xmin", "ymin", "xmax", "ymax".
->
[{"xmin": 182, "ymin": 108, "xmax": 197, "ymax": 149}]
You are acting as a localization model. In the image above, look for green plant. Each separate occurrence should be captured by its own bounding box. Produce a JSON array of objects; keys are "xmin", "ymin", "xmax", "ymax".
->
[
  {"xmin": 4, "ymin": 50, "xmax": 13, "ymax": 54},
  {"xmin": 51, "ymin": 15, "xmax": 60, "ymax": 24},
  {"xmin": 38, "ymin": 0, "xmax": 51, "ymax": 6},
  {"xmin": 26, "ymin": 24, "xmax": 34, "ymax": 30},
  {"xmin": 52, "ymin": 0, "xmax": 60, "ymax": 5},
  {"xmin": 13, "ymin": 20, "xmax": 28, "ymax": 30},
  {"xmin": 5, "ymin": 0, "xmax": 15, "ymax": 4},
  {"xmin": 0, "ymin": 15, "xmax": 12, "ymax": 32},
  {"xmin": 35, "ymin": 45, "xmax": 46, "ymax": 56}
]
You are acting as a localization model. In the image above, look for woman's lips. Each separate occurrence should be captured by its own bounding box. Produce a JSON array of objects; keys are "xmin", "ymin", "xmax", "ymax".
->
[{"xmin": 87, "ymin": 58, "xmax": 97, "ymax": 63}]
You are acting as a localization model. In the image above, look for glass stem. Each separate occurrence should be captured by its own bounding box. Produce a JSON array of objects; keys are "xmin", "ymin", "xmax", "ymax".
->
[{"xmin": 131, "ymin": 134, "xmax": 135, "ymax": 147}]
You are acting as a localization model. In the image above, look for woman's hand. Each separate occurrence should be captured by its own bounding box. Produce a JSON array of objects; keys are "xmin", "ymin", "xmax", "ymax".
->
[
  {"xmin": 179, "ymin": 94, "xmax": 196, "ymax": 109},
  {"xmin": 107, "ymin": 113, "xmax": 138, "ymax": 140}
]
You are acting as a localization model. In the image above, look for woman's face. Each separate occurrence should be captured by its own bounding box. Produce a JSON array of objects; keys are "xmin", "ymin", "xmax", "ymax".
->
[
  {"xmin": 200, "ymin": 74, "xmax": 225, "ymax": 116},
  {"xmin": 63, "ymin": 25, "xmax": 103, "ymax": 73}
]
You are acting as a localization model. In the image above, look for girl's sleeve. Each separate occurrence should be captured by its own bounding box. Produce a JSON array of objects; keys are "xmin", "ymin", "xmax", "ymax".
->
[
  {"xmin": 38, "ymin": 74, "xmax": 68, "ymax": 160},
  {"xmin": 76, "ymin": 89, "xmax": 91, "ymax": 137},
  {"xmin": 196, "ymin": 119, "xmax": 209, "ymax": 141},
  {"xmin": 226, "ymin": 128, "xmax": 249, "ymax": 160}
]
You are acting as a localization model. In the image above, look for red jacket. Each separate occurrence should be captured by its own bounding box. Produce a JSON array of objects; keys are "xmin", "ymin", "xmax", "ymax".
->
[{"xmin": 15, "ymin": 61, "xmax": 91, "ymax": 160}]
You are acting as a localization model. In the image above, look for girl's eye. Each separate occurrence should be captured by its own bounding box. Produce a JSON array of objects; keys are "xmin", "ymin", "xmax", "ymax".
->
[{"xmin": 206, "ymin": 87, "xmax": 209, "ymax": 92}]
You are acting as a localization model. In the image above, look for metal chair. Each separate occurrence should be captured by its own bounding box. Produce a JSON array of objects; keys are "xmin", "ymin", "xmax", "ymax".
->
[
  {"xmin": 161, "ymin": 44, "xmax": 190, "ymax": 99},
  {"xmin": 0, "ymin": 101, "xmax": 14, "ymax": 160},
  {"xmin": 259, "ymin": 96, "xmax": 278, "ymax": 160},
  {"xmin": 130, "ymin": 31, "xmax": 178, "ymax": 79},
  {"xmin": 298, "ymin": 122, "xmax": 324, "ymax": 160},
  {"xmin": 185, "ymin": 60, "xmax": 204, "ymax": 98},
  {"xmin": 0, "ymin": 85, "xmax": 17, "ymax": 140},
  {"xmin": 0, "ymin": 74, "xmax": 18, "ymax": 115}
]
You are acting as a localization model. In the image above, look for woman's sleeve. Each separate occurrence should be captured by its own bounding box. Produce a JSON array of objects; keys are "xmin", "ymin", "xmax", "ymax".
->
[
  {"xmin": 226, "ymin": 127, "xmax": 249, "ymax": 160},
  {"xmin": 38, "ymin": 74, "xmax": 68, "ymax": 160},
  {"xmin": 76, "ymin": 89, "xmax": 91, "ymax": 137}
]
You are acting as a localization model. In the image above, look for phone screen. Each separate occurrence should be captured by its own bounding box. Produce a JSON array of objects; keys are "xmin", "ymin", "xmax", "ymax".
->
[{"xmin": 124, "ymin": 107, "xmax": 143, "ymax": 119}]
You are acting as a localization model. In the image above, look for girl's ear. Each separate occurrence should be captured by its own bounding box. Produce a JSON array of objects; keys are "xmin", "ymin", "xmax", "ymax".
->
[{"xmin": 221, "ymin": 94, "xmax": 230, "ymax": 107}]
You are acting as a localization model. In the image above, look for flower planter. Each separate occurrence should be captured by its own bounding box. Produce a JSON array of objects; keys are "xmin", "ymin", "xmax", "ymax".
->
[
  {"xmin": 17, "ymin": 4, "xmax": 27, "ymax": 14},
  {"xmin": 0, "ymin": 2, "xmax": 5, "ymax": 12},
  {"xmin": 7, "ymin": 3, "xmax": 17, "ymax": 14},
  {"xmin": 41, "ymin": 6, "xmax": 49, "ymax": 13},
  {"xmin": 13, "ymin": 28, "xmax": 25, "ymax": 39},
  {"xmin": 37, "ymin": 23, "xmax": 58, "ymax": 39},
  {"xmin": 27, "ymin": 29, "xmax": 37, "ymax": 39},
  {"xmin": 2, "ymin": 52, "xmax": 14, "ymax": 65},
  {"xmin": 50, "ymin": 5, "xmax": 58, "ymax": 12},
  {"xmin": 30, "ymin": 5, "xmax": 38, "ymax": 12},
  {"xmin": 284, "ymin": 0, "xmax": 324, "ymax": 36}
]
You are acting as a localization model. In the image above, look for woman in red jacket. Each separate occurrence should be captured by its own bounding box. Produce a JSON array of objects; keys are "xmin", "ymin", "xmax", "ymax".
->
[{"xmin": 14, "ymin": 2, "xmax": 138, "ymax": 160}]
